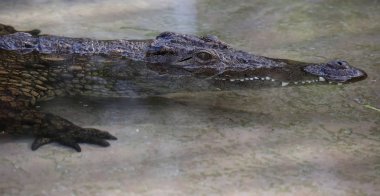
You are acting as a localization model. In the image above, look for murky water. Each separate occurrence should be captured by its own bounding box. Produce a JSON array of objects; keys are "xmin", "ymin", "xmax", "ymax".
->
[{"xmin": 0, "ymin": 0, "xmax": 379, "ymax": 195}]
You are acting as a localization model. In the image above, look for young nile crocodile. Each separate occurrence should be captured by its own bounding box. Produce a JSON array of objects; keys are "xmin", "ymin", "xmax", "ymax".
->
[{"xmin": 0, "ymin": 24, "xmax": 367, "ymax": 152}]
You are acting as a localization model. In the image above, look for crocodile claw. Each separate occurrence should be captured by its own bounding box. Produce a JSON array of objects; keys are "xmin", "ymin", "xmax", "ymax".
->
[
  {"xmin": 31, "ymin": 137, "xmax": 53, "ymax": 151},
  {"xmin": 59, "ymin": 138, "xmax": 82, "ymax": 152}
]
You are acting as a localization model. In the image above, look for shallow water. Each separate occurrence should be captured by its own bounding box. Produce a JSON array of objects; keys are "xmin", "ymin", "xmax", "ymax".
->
[{"xmin": 0, "ymin": 0, "xmax": 379, "ymax": 195}]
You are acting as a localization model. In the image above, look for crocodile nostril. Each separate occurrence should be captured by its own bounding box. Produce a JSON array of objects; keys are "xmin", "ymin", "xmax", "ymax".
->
[{"xmin": 326, "ymin": 60, "xmax": 350, "ymax": 70}]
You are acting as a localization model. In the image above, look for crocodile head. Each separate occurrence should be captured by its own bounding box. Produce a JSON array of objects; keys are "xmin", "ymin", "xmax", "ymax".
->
[
  {"xmin": 0, "ymin": 24, "xmax": 40, "ymax": 36},
  {"xmin": 143, "ymin": 32, "xmax": 367, "ymax": 91}
]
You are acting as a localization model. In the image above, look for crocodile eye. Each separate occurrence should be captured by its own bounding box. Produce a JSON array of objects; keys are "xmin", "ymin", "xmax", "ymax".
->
[
  {"xmin": 196, "ymin": 51, "xmax": 212, "ymax": 60},
  {"xmin": 194, "ymin": 50, "xmax": 215, "ymax": 63}
]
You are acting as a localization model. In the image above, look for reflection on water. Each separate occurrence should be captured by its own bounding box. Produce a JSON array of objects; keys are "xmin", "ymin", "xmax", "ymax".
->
[
  {"xmin": 0, "ymin": 0, "xmax": 198, "ymax": 39},
  {"xmin": 0, "ymin": 0, "xmax": 379, "ymax": 195}
]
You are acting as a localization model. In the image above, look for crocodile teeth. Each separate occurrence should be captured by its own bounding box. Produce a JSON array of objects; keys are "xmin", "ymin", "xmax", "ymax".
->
[
  {"xmin": 265, "ymin": 76, "xmax": 270, "ymax": 80},
  {"xmin": 230, "ymin": 79, "xmax": 235, "ymax": 82},
  {"xmin": 254, "ymin": 77, "xmax": 259, "ymax": 79},
  {"xmin": 319, "ymin": 77, "xmax": 326, "ymax": 82},
  {"xmin": 281, "ymin": 82, "xmax": 289, "ymax": 87}
]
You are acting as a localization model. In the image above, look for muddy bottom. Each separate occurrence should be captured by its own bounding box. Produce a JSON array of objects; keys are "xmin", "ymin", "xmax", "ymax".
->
[{"xmin": 1, "ymin": 87, "xmax": 379, "ymax": 195}]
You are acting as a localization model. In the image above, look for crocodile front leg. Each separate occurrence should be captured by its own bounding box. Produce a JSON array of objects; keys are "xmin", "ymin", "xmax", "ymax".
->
[{"xmin": 1, "ymin": 99, "xmax": 117, "ymax": 152}]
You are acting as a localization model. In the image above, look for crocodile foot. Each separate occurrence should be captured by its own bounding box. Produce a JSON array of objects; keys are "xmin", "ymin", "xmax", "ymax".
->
[
  {"xmin": 1, "ymin": 100, "xmax": 117, "ymax": 152},
  {"xmin": 32, "ymin": 127, "xmax": 117, "ymax": 152},
  {"xmin": 25, "ymin": 112, "xmax": 117, "ymax": 152}
]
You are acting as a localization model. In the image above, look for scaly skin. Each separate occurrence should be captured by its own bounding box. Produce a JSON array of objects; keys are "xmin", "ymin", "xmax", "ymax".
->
[{"xmin": 0, "ymin": 24, "xmax": 367, "ymax": 152}]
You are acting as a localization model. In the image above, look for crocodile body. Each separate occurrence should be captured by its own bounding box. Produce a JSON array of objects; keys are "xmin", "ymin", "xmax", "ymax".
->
[{"xmin": 0, "ymin": 24, "xmax": 367, "ymax": 152}]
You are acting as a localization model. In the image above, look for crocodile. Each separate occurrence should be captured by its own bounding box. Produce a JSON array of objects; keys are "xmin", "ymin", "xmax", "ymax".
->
[{"xmin": 0, "ymin": 24, "xmax": 367, "ymax": 152}]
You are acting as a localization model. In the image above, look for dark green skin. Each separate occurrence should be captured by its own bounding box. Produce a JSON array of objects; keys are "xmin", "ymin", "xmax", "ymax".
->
[{"xmin": 0, "ymin": 24, "xmax": 367, "ymax": 152}]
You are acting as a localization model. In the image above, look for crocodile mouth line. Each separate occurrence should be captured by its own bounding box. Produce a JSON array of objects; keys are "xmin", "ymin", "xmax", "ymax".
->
[{"xmin": 212, "ymin": 76, "xmax": 345, "ymax": 86}]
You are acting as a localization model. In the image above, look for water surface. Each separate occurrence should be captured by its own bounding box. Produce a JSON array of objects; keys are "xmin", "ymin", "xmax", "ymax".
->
[{"xmin": 0, "ymin": 0, "xmax": 379, "ymax": 195}]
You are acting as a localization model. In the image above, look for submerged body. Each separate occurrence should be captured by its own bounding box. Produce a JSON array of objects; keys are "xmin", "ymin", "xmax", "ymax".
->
[{"xmin": 0, "ymin": 24, "xmax": 367, "ymax": 152}]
